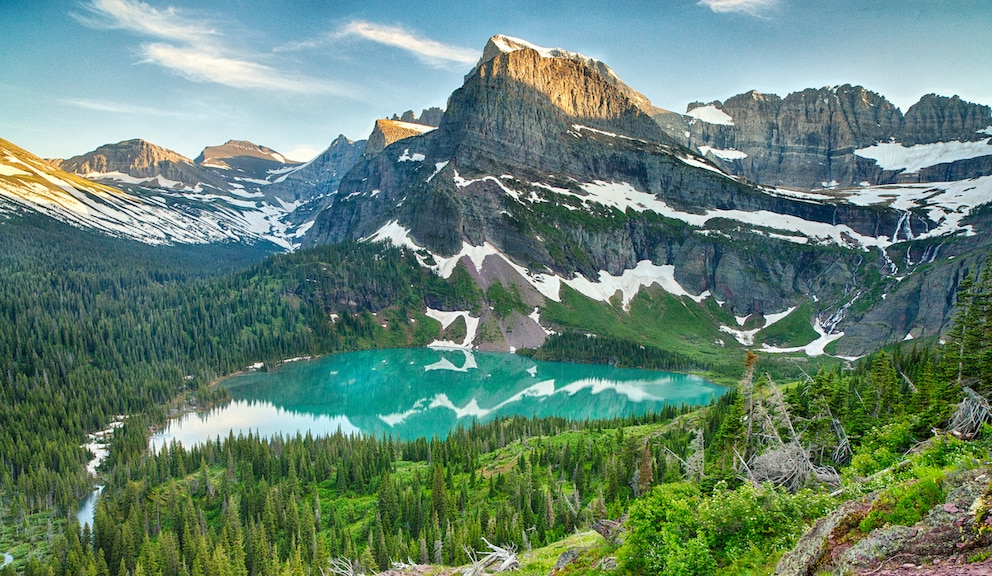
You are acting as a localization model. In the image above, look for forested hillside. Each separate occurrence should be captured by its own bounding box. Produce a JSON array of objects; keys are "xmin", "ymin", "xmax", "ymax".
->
[
  {"xmin": 0, "ymin": 216, "xmax": 480, "ymax": 519},
  {"xmin": 3, "ymin": 211, "xmax": 992, "ymax": 575}
]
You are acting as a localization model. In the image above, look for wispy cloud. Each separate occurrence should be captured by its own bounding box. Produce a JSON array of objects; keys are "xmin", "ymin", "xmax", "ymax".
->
[
  {"xmin": 74, "ymin": 0, "xmax": 343, "ymax": 94},
  {"xmin": 143, "ymin": 44, "xmax": 339, "ymax": 93},
  {"xmin": 63, "ymin": 97, "xmax": 191, "ymax": 117},
  {"xmin": 74, "ymin": 0, "xmax": 218, "ymax": 46},
  {"xmin": 698, "ymin": 0, "xmax": 778, "ymax": 17},
  {"xmin": 280, "ymin": 20, "xmax": 478, "ymax": 69}
]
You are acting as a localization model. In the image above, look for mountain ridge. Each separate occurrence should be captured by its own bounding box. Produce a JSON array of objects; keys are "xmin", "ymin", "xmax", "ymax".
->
[
  {"xmin": 302, "ymin": 34, "xmax": 992, "ymax": 358},
  {"xmin": 4, "ymin": 33, "xmax": 992, "ymax": 359}
]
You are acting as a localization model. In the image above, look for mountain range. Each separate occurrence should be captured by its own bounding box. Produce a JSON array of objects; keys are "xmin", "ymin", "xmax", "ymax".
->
[{"xmin": 3, "ymin": 34, "xmax": 991, "ymax": 360}]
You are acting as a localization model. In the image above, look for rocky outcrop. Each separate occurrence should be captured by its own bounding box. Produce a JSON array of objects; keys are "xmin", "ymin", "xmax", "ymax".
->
[
  {"xmin": 899, "ymin": 94, "xmax": 992, "ymax": 145},
  {"xmin": 266, "ymin": 135, "xmax": 365, "ymax": 202},
  {"xmin": 58, "ymin": 139, "xmax": 228, "ymax": 189},
  {"xmin": 679, "ymin": 87, "xmax": 992, "ymax": 190},
  {"xmin": 363, "ymin": 119, "xmax": 437, "ymax": 157},
  {"xmin": 684, "ymin": 85, "xmax": 905, "ymax": 189},
  {"xmin": 395, "ymin": 107, "xmax": 445, "ymax": 127},
  {"xmin": 774, "ymin": 466, "xmax": 992, "ymax": 576}
]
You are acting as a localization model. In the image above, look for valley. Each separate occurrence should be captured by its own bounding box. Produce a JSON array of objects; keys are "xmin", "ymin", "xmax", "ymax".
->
[{"xmin": 1, "ymin": 25, "xmax": 992, "ymax": 576}]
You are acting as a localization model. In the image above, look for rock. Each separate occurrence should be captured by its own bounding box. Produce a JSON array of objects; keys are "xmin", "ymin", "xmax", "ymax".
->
[
  {"xmin": 773, "ymin": 497, "xmax": 878, "ymax": 576},
  {"xmin": 267, "ymin": 135, "xmax": 366, "ymax": 201},
  {"xmin": 677, "ymin": 86, "xmax": 992, "ymax": 190},
  {"xmin": 776, "ymin": 466, "xmax": 992, "ymax": 576},
  {"xmin": 363, "ymin": 119, "xmax": 436, "ymax": 157},
  {"xmin": 58, "ymin": 139, "xmax": 228, "ymax": 189},
  {"xmin": 899, "ymin": 94, "xmax": 992, "ymax": 145},
  {"xmin": 548, "ymin": 547, "xmax": 586, "ymax": 574}
]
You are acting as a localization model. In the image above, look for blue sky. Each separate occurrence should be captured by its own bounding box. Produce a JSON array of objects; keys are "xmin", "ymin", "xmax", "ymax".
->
[{"xmin": 1, "ymin": 0, "xmax": 990, "ymax": 161}]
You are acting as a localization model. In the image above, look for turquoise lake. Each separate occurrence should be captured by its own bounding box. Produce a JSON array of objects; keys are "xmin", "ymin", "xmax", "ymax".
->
[{"xmin": 150, "ymin": 348, "xmax": 723, "ymax": 447}]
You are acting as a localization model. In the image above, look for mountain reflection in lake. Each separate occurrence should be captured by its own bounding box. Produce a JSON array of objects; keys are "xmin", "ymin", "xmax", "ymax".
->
[{"xmin": 151, "ymin": 348, "xmax": 723, "ymax": 448}]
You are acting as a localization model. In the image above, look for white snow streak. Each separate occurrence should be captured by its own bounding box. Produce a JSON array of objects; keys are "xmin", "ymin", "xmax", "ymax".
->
[
  {"xmin": 698, "ymin": 146, "xmax": 748, "ymax": 160},
  {"xmin": 855, "ymin": 139, "xmax": 992, "ymax": 173}
]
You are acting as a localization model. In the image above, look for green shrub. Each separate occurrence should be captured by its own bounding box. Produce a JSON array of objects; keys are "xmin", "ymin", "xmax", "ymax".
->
[
  {"xmin": 859, "ymin": 471, "xmax": 945, "ymax": 533},
  {"xmin": 620, "ymin": 482, "xmax": 832, "ymax": 575}
]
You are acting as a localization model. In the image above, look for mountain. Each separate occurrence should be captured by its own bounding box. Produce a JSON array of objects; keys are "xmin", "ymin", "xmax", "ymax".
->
[
  {"xmin": 363, "ymin": 119, "xmax": 437, "ymax": 157},
  {"xmin": 0, "ymin": 137, "xmax": 282, "ymax": 247},
  {"xmin": 303, "ymin": 34, "xmax": 992, "ymax": 358},
  {"xmin": 51, "ymin": 136, "xmax": 369, "ymax": 249},
  {"xmin": 58, "ymin": 138, "xmax": 229, "ymax": 190},
  {"xmin": 266, "ymin": 135, "xmax": 367, "ymax": 202},
  {"xmin": 195, "ymin": 139, "xmax": 301, "ymax": 183},
  {"xmin": 676, "ymin": 86, "xmax": 992, "ymax": 190}
]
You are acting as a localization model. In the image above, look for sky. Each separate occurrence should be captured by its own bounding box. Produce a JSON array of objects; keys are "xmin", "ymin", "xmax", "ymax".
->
[{"xmin": 1, "ymin": 0, "xmax": 990, "ymax": 162}]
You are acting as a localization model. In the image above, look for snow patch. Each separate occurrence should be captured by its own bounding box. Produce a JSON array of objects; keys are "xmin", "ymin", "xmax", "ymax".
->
[
  {"xmin": 759, "ymin": 318, "xmax": 844, "ymax": 357},
  {"xmin": 529, "ymin": 307, "xmax": 552, "ymax": 336},
  {"xmin": 686, "ymin": 104, "xmax": 734, "ymax": 126},
  {"xmin": 0, "ymin": 164, "xmax": 31, "ymax": 177},
  {"xmin": 398, "ymin": 148, "xmax": 426, "ymax": 162},
  {"xmin": 698, "ymin": 146, "xmax": 747, "ymax": 161},
  {"xmin": 425, "ymin": 308, "xmax": 480, "ymax": 348},
  {"xmin": 562, "ymin": 260, "xmax": 707, "ymax": 311},
  {"xmin": 428, "ymin": 160, "xmax": 449, "ymax": 182},
  {"xmin": 840, "ymin": 176, "xmax": 992, "ymax": 241},
  {"xmin": 855, "ymin": 139, "xmax": 992, "ymax": 173}
]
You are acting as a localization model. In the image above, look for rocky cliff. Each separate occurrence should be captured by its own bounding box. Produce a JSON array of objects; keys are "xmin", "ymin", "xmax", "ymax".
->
[
  {"xmin": 266, "ymin": 135, "xmax": 366, "ymax": 202},
  {"xmin": 194, "ymin": 139, "xmax": 299, "ymax": 181},
  {"xmin": 300, "ymin": 35, "xmax": 990, "ymax": 356},
  {"xmin": 58, "ymin": 139, "xmax": 227, "ymax": 189},
  {"xmin": 680, "ymin": 86, "xmax": 992, "ymax": 190},
  {"xmin": 363, "ymin": 119, "xmax": 437, "ymax": 157}
]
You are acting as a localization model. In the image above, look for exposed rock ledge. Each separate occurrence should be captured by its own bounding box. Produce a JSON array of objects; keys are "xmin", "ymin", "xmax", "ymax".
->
[{"xmin": 775, "ymin": 467, "xmax": 992, "ymax": 576}]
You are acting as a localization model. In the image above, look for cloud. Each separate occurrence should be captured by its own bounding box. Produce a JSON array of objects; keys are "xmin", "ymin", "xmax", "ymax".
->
[
  {"xmin": 74, "ymin": 0, "xmax": 218, "ymax": 46},
  {"xmin": 282, "ymin": 145, "xmax": 321, "ymax": 163},
  {"xmin": 698, "ymin": 0, "xmax": 778, "ymax": 17},
  {"xmin": 282, "ymin": 20, "xmax": 478, "ymax": 68},
  {"xmin": 63, "ymin": 98, "xmax": 191, "ymax": 117},
  {"xmin": 74, "ymin": 0, "xmax": 341, "ymax": 94},
  {"xmin": 142, "ymin": 44, "xmax": 342, "ymax": 94}
]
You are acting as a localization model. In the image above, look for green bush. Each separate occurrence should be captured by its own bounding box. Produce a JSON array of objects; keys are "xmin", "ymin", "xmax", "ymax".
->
[
  {"xmin": 859, "ymin": 470, "xmax": 945, "ymax": 533},
  {"xmin": 620, "ymin": 483, "xmax": 705, "ymax": 574},
  {"xmin": 620, "ymin": 482, "xmax": 832, "ymax": 575}
]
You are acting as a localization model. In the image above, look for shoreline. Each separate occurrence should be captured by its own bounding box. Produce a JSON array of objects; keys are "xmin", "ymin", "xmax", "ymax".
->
[{"xmin": 149, "ymin": 355, "xmax": 318, "ymax": 437}]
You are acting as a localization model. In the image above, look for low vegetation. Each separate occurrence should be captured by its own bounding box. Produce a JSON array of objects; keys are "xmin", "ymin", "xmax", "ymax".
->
[{"xmin": 4, "ymin": 215, "xmax": 992, "ymax": 576}]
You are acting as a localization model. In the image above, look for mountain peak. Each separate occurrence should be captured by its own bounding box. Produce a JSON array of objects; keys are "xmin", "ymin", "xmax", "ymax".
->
[
  {"xmin": 481, "ymin": 35, "xmax": 591, "ymax": 65},
  {"xmin": 58, "ymin": 139, "xmax": 193, "ymax": 178},
  {"xmin": 363, "ymin": 119, "xmax": 436, "ymax": 157},
  {"xmin": 196, "ymin": 140, "xmax": 293, "ymax": 167}
]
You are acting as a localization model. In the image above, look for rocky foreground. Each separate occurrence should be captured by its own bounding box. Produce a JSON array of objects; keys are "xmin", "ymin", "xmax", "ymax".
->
[{"xmin": 776, "ymin": 466, "xmax": 992, "ymax": 576}]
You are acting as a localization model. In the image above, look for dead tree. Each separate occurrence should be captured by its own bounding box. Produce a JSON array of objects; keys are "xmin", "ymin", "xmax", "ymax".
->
[
  {"xmin": 664, "ymin": 428, "xmax": 705, "ymax": 482},
  {"xmin": 949, "ymin": 387, "xmax": 992, "ymax": 439},
  {"xmin": 461, "ymin": 538, "xmax": 519, "ymax": 575},
  {"xmin": 323, "ymin": 558, "xmax": 365, "ymax": 576},
  {"xmin": 737, "ymin": 362, "xmax": 839, "ymax": 491}
]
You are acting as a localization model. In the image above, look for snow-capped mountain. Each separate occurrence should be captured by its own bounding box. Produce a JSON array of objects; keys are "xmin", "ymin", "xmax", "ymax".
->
[
  {"xmin": 1, "ymin": 137, "xmax": 307, "ymax": 249},
  {"xmin": 303, "ymin": 34, "xmax": 992, "ymax": 357},
  {"xmin": 47, "ymin": 136, "xmax": 369, "ymax": 249},
  {"xmin": 5, "ymin": 32, "xmax": 991, "ymax": 359},
  {"xmin": 673, "ymin": 87, "xmax": 992, "ymax": 190}
]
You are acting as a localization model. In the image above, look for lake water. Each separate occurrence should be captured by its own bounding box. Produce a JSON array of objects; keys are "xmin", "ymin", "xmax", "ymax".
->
[{"xmin": 151, "ymin": 348, "xmax": 723, "ymax": 448}]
